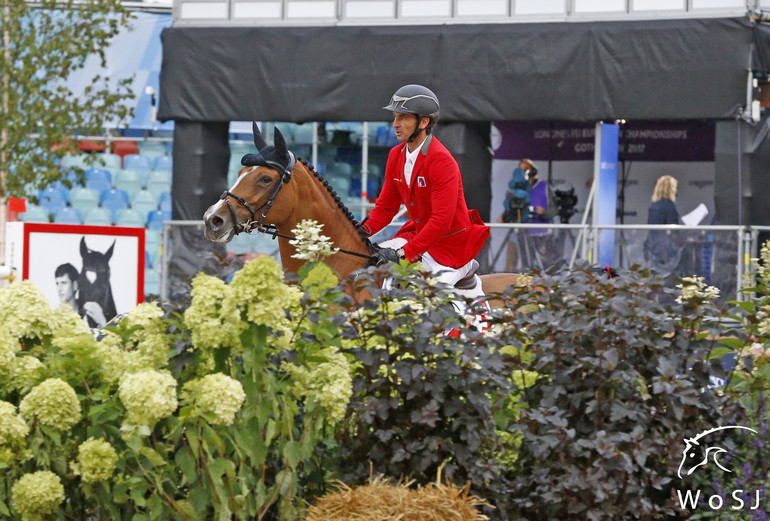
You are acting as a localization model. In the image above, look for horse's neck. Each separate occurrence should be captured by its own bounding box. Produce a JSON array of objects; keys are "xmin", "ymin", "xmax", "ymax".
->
[{"xmin": 277, "ymin": 167, "xmax": 370, "ymax": 279}]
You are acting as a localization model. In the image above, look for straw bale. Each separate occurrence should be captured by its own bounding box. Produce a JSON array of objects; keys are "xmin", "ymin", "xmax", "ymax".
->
[{"xmin": 304, "ymin": 475, "xmax": 490, "ymax": 521}]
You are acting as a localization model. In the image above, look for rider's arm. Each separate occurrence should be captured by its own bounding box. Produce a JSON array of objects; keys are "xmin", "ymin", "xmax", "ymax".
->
[{"xmin": 361, "ymin": 150, "xmax": 403, "ymax": 235}]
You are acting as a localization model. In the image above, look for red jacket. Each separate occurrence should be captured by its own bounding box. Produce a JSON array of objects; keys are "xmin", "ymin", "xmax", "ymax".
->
[{"xmin": 365, "ymin": 135, "xmax": 490, "ymax": 268}]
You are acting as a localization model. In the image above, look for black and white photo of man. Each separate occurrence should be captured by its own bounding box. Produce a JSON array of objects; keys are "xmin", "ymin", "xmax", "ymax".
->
[{"xmin": 54, "ymin": 263, "xmax": 80, "ymax": 313}]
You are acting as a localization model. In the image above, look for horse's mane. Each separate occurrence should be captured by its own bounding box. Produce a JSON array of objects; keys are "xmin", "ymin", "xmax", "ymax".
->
[{"xmin": 296, "ymin": 156, "xmax": 373, "ymax": 251}]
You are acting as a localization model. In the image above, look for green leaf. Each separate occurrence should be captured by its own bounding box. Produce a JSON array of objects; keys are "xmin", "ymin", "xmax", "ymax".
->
[
  {"xmin": 283, "ymin": 441, "xmax": 303, "ymax": 469},
  {"xmin": 175, "ymin": 500, "xmax": 200, "ymax": 521},
  {"xmin": 717, "ymin": 337, "xmax": 746, "ymax": 350},
  {"xmin": 186, "ymin": 429, "xmax": 200, "ymax": 460},
  {"xmin": 39, "ymin": 425, "xmax": 61, "ymax": 444},
  {"xmin": 140, "ymin": 446, "xmax": 167, "ymax": 467},
  {"xmin": 0, "ymin": 500, "xmax": 9, "ymax": 516},
  {"xmin": 176, "ymin": 451, "xmax": 198, "ymax": 486},
  {"xmin": 209, "ymin": 458, "xmax": 236, "ymax": 480},
  {"xmin": 707, "ymin": 346, "xmax": 733, "ymax": 360},
  {"xmin": 188, "ymin": 487, "xmax": 209, "ymax": 516}
]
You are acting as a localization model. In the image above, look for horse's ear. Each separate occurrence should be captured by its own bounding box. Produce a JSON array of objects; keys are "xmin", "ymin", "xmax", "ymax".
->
[
  {"xmin": 252, "ymin": 122, "xmax": 268, "ymax": 151},
  {"xmin": 80, "ymin": 237, "xmax": 88, "ymax": 257},
  {"xmin": 273, "ymin": 127, "xmax": 289, "ymax": 159},
  {"xmin": 105, "ymin": 240, "xmax": 115, "ymax": 261}
]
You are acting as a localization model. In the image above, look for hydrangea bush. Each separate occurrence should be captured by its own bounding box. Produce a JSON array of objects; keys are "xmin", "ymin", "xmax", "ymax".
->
[{"xmin": 0, "ymin": 229, "xmax": 353, "ymax": 520}]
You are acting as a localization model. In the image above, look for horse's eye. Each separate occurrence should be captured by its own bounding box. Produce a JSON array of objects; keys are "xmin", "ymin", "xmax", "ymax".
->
[{"xmin": 260, "ymin": 175, "xmax": 273, "ymax": 184}]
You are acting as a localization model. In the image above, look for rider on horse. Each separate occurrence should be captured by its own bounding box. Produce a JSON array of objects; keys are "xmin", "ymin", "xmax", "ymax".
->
[{"xmin": 361, "ymin": 84, "xmax": 490, "ymax": 291}]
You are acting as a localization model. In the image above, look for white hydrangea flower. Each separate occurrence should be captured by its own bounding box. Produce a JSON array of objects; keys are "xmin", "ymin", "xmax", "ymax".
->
[
  {"xmin": 0, "ymin": 401, "xmax": 30, "ymax": 445},
  {"xmin": 11, "ymin": 470, "xmax": 65, "ymax": 521},
  {"xmin": 71, "ymin": 438, "xmax": 118, "ymax": 483},
  {"xmin": 675, "ymin": 275, "xmax": 720, "ymax": 304},
  {"xmin": 19, "ymin": 378, "xmax": 81, "ymax": 431},
  {"xmin": 283, "ymin": 349, "xmax": 352, "ymax": 423},
  {"xmin": 118, "ymin": 370, "xmax": 178, "ymax": 427},
  {"xmin": 289, "ymin": 219, "xmax": 338, "ymax": 261},
  {"xmin": 227, "ymin": 256, "xmax": 302, "ymax": 331},
  {"xmin": 0, "ymin": 281, "xmax": 54, "ymax": 341},
  {"xmin": 0, "ymin": 325, "xmax": 18, "ymax": 381},
  {"xmin": 8, "ymin": 356, "xmax": 44, "ymax": 392},
  {"xmin": 184, "ymin": 273, "xmax": 245, "ymax": 351},
  {"xmin": 181, "ymin": 373, "xmax": 246, "ymax": 426}
]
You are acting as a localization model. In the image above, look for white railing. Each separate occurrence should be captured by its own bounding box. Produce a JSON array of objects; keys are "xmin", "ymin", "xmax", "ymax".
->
[
  {"xmin": 173, "ymin": 0, "xmax": 753, "ymax": 25},
  {"xmin": 158, "ymin": 221, "xmax": 770, "ymax": 303}
]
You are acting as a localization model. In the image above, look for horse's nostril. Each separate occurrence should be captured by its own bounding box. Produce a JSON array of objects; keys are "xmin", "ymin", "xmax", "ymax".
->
[{"xmin": 210, "ymin": 215, "xmax": 224, "ymax": 230}]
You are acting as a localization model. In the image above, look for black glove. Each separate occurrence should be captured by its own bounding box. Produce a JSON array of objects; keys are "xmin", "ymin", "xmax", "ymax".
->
[{"xmin": 371, "ymin": 247, "xmax": 402, "ymax": 266}]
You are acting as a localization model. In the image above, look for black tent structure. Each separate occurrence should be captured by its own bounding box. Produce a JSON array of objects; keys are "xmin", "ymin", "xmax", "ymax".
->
[{"xmin": 158, "ymin": 15, "xmax": 770, "ymax": 225}]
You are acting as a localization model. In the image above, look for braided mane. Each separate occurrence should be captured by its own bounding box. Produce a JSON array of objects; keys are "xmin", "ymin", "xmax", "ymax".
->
[{"xmin": 296, "ymin": 156, "xmax": 373, "ymax": 250}]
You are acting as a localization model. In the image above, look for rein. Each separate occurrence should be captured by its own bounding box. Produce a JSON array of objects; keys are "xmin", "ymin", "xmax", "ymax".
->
[{"xmin": 253, "ymin": 224, "xmax": 375, "ymax": 261}]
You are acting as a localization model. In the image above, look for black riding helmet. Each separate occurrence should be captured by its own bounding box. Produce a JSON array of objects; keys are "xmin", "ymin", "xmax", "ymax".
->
[{"xmin": 383, "ymin": 84, "xmax": 440, "ymax": 142}]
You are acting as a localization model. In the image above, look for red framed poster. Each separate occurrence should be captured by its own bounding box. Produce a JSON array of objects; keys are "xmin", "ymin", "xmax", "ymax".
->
[{"xmin": 6, "ymin": 223, "xmax": 145, "ymax": 327}]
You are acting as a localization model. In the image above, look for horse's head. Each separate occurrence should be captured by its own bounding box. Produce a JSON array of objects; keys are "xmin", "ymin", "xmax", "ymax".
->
[
  {"xmin": 80, "ymin": 237, "xmax": 114, "ymax": 284},
  {"xmin": 204, "ymin": 122, "xmax": 296, "ymax": 243},
  {"xmin": 677, "ymin": 436, "xmax": 707, "ymax": 479}
]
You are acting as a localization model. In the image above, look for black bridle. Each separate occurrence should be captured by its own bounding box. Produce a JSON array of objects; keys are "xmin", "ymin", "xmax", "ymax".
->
[
  {"xmin": 220, "ymin": 156, "xmax": 375, "ymax": 262},
  {"xmin": 220, "ymin": 154, "xmax": 295, "ymax": 235}
]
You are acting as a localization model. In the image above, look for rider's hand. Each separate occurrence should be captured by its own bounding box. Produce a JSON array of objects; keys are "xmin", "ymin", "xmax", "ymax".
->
[
  {"xmin": 372, "ymin": 247, "xmax": 403, "ymax": 266},
  {"xmin": 354, "ymin": 219, "xmax": 372, "ymax": 235}
]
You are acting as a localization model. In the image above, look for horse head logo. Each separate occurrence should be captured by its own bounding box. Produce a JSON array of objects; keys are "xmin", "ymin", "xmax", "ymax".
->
[{"xmin": 677, "ymin": 426, "xmax": 757, "ymax": 479}]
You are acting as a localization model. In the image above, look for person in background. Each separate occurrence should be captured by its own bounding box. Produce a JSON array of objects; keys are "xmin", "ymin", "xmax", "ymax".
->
[
  {"xmin": 526, "ymin": 160, "xmax": 557, "ymax": 227},
  {"xmin": 644, "ymin": 175, "xmax": 683, "ymax": 277},
  {"xmin": 523, "ymin": 160, "xmax": 559, "ymax": 269},
  {"xmin": 647, "ymin": 174, "xmax": 680, "ymax": 224}
]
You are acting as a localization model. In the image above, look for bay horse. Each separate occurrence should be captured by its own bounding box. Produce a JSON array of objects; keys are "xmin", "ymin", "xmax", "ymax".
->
[{"xmin": 203, "ymin": 123, "xmax": 521, "ymax": 297}]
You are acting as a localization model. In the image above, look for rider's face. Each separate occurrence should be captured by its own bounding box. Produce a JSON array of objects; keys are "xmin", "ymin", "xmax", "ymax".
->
[{"xmin": 392, "ymin": 113, "xmax": 421, "ymax": 143}]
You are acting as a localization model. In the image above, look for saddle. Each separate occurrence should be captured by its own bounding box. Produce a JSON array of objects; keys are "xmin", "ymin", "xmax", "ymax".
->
[{"xmin": 454, "ymin": 259, "xmax": 480, "ymax": 290}]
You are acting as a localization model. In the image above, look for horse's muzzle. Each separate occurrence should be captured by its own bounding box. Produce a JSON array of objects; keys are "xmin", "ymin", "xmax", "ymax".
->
[{"xmin": 203, "ymin": 204, "xmax": 236, "ymax": 243}]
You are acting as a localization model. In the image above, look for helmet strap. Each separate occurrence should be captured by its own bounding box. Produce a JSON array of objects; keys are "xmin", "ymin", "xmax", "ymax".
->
[{"xmin": 407, "ymin": 115, "xmax": 428, "ymax": 143}]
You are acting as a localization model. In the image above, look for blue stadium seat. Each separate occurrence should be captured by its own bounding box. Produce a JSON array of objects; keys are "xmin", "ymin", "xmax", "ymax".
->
[
  {"xmin": 86, "ymin": 178, "xmax": 112, "ymax": 196},
  {"xmin": 54, "ymin": 207, "xmax": 82, "ymax": 224},
  {"xmin": 47, "ymin": 181, "xmax": 70, "ymax": 202},
  {"xmin": 100, "ymin": 188, "xmax": 129, "ymax": 205},
  {"xmin": 146, "ymin": 210, "xmax": 171, "ymax": 230},
  {"xmin": 123, "ymin": 154, "xmax": 153, "ymax": 173},
  {"xmin": 69, "ymin": 187, "xmax": 101, "ymax": 212},
  {"xmin": 145, "ymin": 229, "xmax": 161, "ymax": 268},
  {"xmin": 144, "ymin": 268, "xmax": 159, "ymax": 296},
  {"xmin": 113, "ymin": 169, "xmax": 143, "ymax": 193},
  {"xmin": 97, "ymin": 152, "xmax": 123, "ymax": 170},
  {"xmin": 158, "ymin": 191, "xmax": 171, "ymax": 206},
  {"xmin": 20, "ymin": 204, "xmax": 50, "ymax": 223},
  {"xmin": 138, "ymin": 141, "xmax": 168, "ymax": 158},
  {"xmin": 153, "ymin": 155, "xmax": 173, "ymax": 172},
  {"xmin": 61, "ymin": 153, "xmax": 87, "ymax": 168},
  {"xmin": 130, "ymin": 190, "xmax": 158, "ymax": 223},
  {"xmin": 39, "ymin": 186, "xmax": 66, "ymax": 215},
  {"xmin": 115, "ymin": 208, "xmax": 145, "ymax": 228},
  {"xmin": 145, "ymin": 170, "xmax": 172, "ymax": 201},
  {"xmin": 86, "ymin": 167, "xmax": 112, "ymax": 184},
  {"xmin": 159, "ymin": 196, "xmax": 172, "ymax": 214},
  {"xmin": 85, "ymin": 168, "xmax": 112, "ymax": 195},
  {"xmin": 82, "ymin": 207, "xmax": 113, "ymax": 227}
]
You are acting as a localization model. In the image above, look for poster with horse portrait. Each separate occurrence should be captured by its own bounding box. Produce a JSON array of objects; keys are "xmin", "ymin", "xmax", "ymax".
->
[{"xmin": 5, "ymin": 223, "xmax": 145, "ymax": 327}]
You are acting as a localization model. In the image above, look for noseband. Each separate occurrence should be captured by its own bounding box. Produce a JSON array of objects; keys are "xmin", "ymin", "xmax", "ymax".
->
[{"xmin": 220, "ymin": 153, "xmax": 296, "ymax": 235}]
